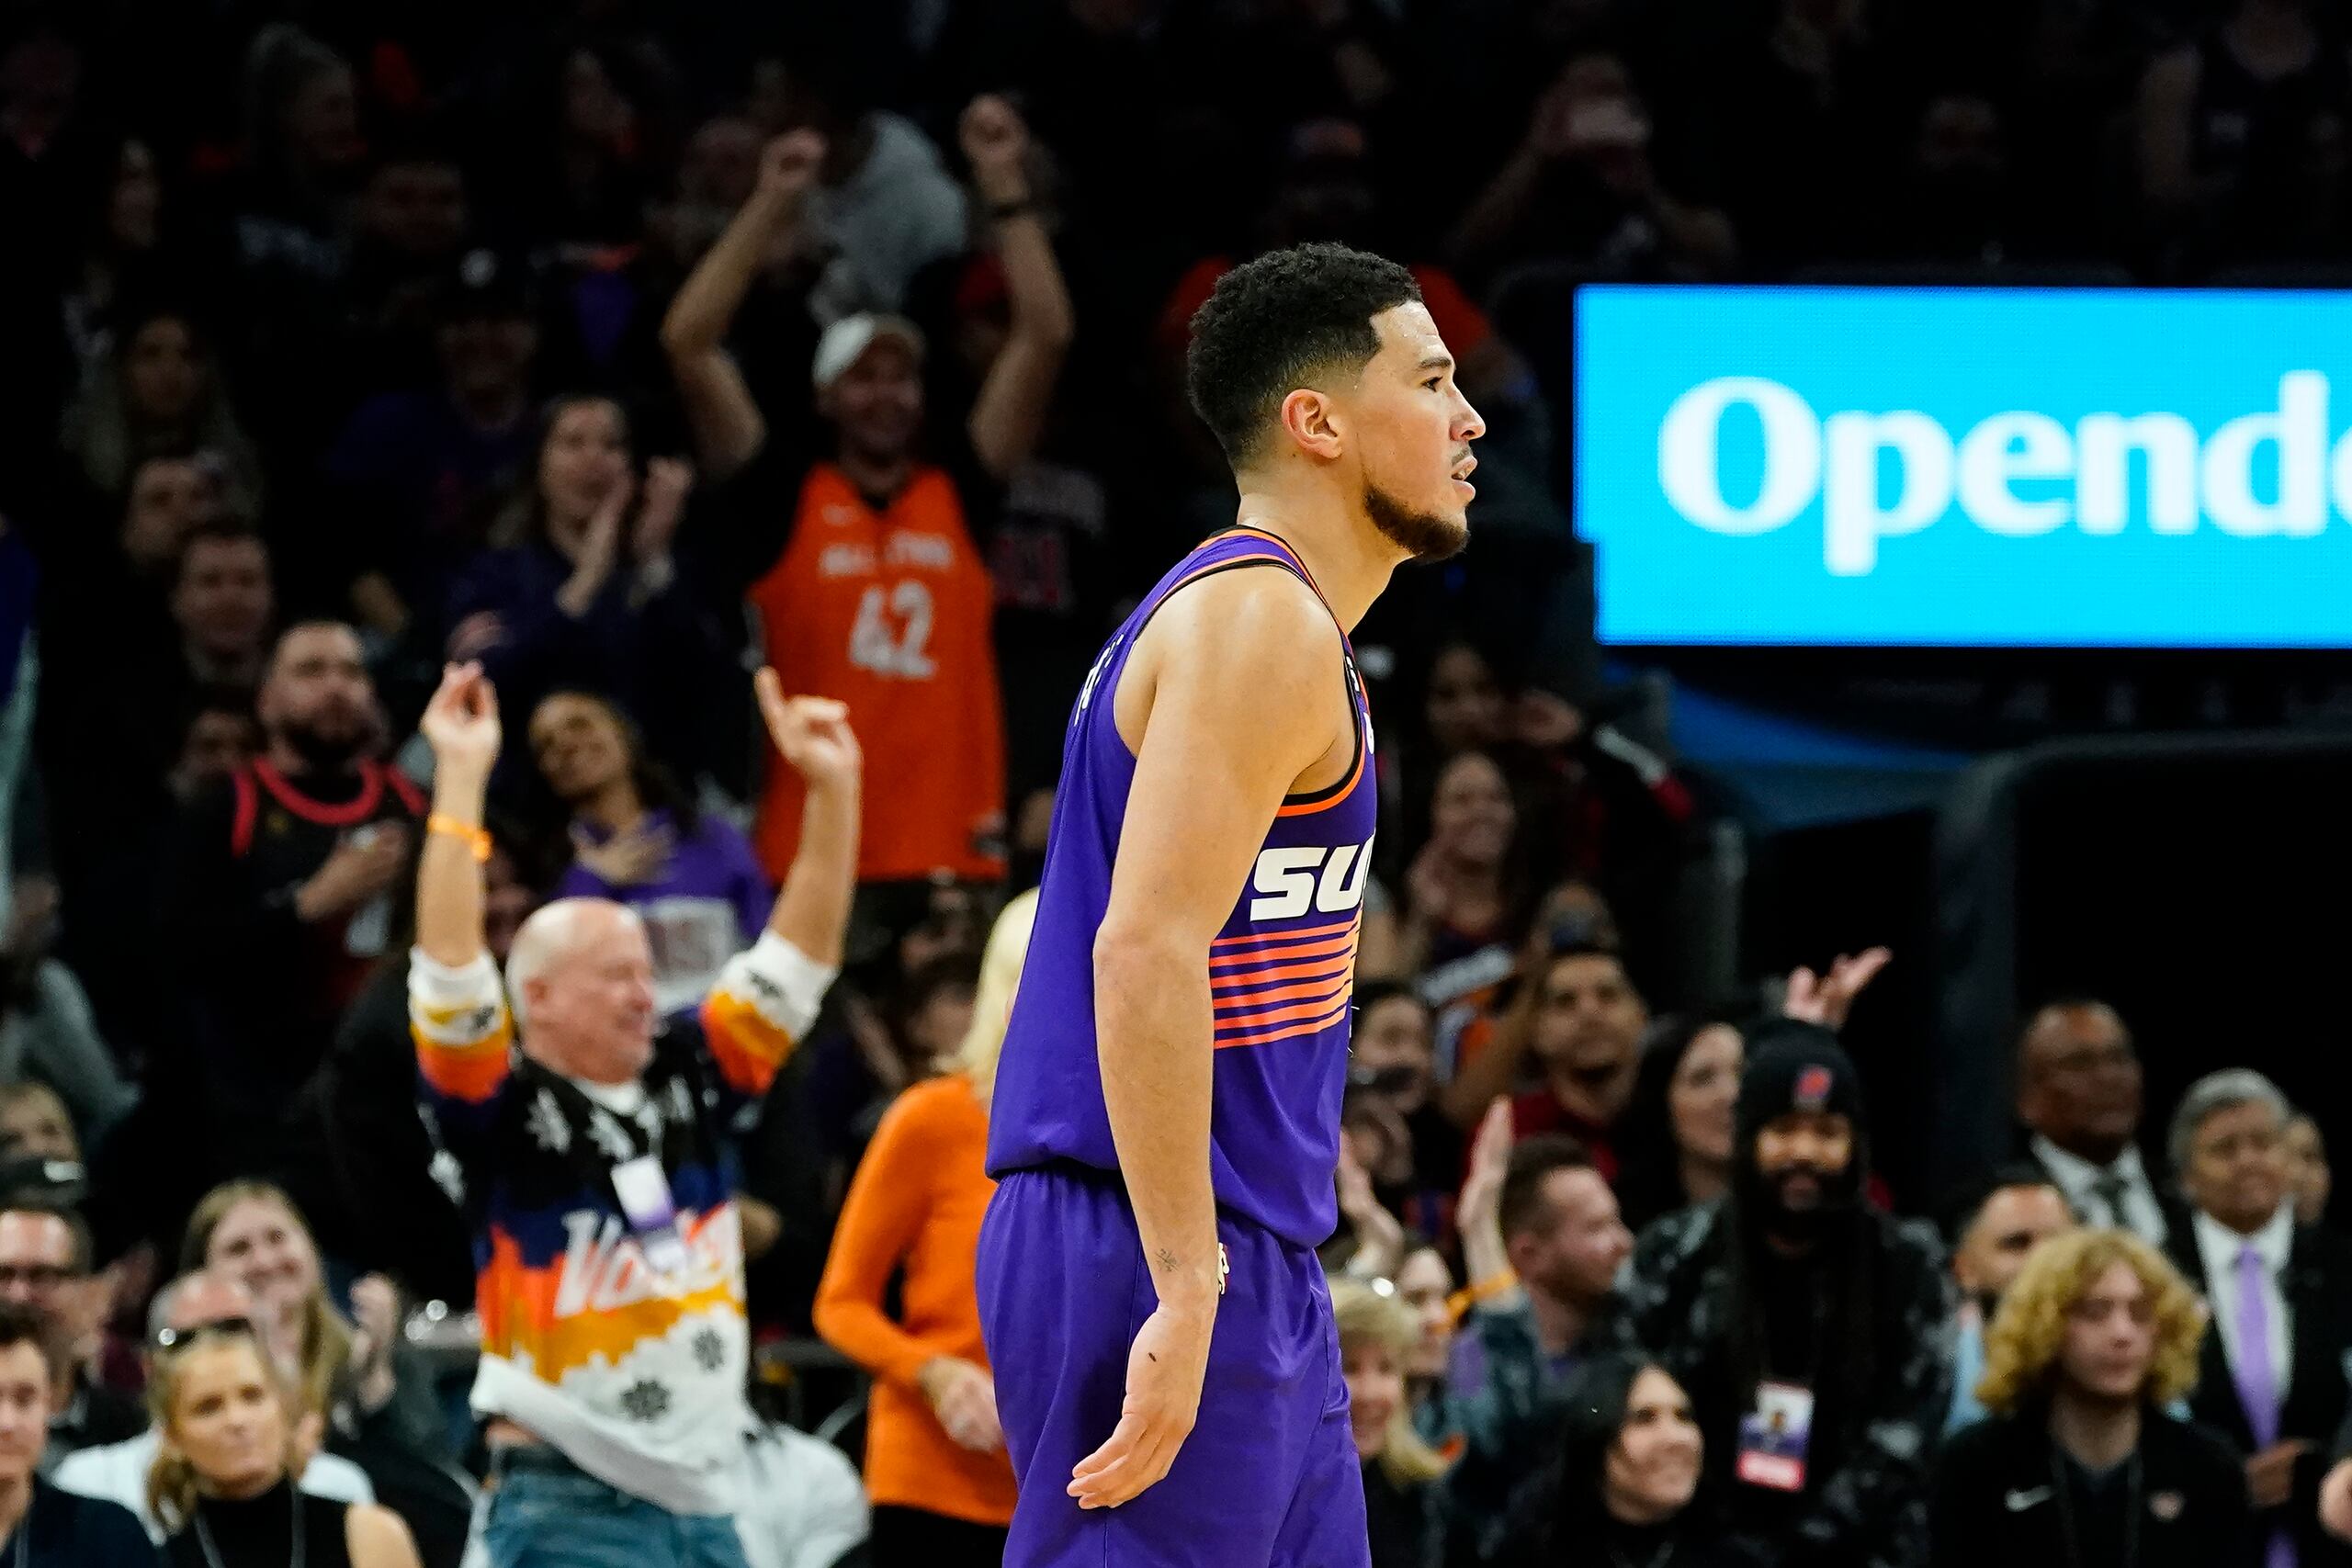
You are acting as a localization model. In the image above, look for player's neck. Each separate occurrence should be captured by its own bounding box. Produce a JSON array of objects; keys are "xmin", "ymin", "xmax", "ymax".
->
[{"xmin": 1230, "ymin": 487, "xmax": 1399, "ymax": 632}]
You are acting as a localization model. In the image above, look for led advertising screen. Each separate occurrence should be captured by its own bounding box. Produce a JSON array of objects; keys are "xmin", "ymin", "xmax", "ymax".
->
[{"xmin": 1574, "ymin": 286, "xmax": 2352, "ymax": 648}]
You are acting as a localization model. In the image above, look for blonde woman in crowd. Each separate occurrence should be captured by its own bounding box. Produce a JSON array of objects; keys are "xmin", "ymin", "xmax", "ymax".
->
[
  {"xmin": 1930, "ymin": 1229, "xmax": 2248, "ymax": 1568},
  {"xmin": 147, "ymin": 1322, "xmax": 418, "ymax": 1568},
  {"xmin": 813, "ymin": 891, "xmax": 1037, "ymax": 1567},
  {"xmin": 1330, "ymin": 1277, "xmax": 1453, "ymax": 1568}
]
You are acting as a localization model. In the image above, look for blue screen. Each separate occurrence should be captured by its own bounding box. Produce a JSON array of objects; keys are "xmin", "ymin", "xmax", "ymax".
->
[{"xmin": 1573, "ymin": 286, "xmax": 2352, "ymax": 648}]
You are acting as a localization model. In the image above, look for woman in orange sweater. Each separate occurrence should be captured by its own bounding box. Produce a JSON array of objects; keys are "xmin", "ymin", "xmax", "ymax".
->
[{"xmin": 814, "ymin": 890, "xmax": 1036, "ymax": 1567}]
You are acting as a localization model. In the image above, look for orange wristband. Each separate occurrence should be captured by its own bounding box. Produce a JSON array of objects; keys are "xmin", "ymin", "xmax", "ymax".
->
[
  {"xmin": 1446, "ymin": 1269, "xmax": 1518, "ymax": 1323},
  {"xmin": 427, "ymin": 814, "xmax": 492, "ymax": 863}
]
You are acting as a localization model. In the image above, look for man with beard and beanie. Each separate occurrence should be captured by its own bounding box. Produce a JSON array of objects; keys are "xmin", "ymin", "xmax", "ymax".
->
[
  {"xmin": 1611, "ymin": 1020, "xmax": 1955, "ymax": 1568},
  {"xmin": 159, "ymin": 621, "xmax": 420, "ymax": 1190}
]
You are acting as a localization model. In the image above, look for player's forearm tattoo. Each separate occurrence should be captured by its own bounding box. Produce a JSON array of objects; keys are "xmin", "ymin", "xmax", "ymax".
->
[{"xmin": 1155, "ymin": 1247, "xmax": 1179, "ymax": 1272}]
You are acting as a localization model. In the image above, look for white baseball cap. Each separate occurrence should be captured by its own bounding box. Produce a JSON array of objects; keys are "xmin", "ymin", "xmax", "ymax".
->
[{"xmin": 811, "ymin": 313, "xmax": 926, "ymax": 392}]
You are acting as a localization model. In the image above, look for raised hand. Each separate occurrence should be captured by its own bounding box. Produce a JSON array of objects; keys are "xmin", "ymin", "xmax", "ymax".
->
[
  {"xmin": 959, "ymin": 95, "xmax": 1033, "ymax": 203},
  {"xmin": 1782, "ymin": 947, "xmax": 1892, "ymax": 1030},
  {"xmin": 346, "ymin": 1274, "xmax": 402, "ymax": 1412},
  {"xmin": 1458, "ymin": 1095, "xmax": 1515, "ymax": 1226},
  {"xmin": 757, "ymin": 130, "xmax": 827, "ymax": 205},
  {"xmin": 419, "ymin": 662, "xmax": 502, "ymax": 776},
  {"xmin": 754, "ymin": 669, "xmax": 862, "ymax": 792},
  {"xmin": 632, "ymin": 457, "xmax": 695, "ymax": 564}
]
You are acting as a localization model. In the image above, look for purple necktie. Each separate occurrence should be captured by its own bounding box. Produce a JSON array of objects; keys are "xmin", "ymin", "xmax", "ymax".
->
[{"xmin": 2234, "ymin": 1243, "xmax": 2297, "ymax": 1568}]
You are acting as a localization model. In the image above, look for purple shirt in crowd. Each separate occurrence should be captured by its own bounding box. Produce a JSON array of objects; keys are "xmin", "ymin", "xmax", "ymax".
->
[{"xmin": 556, "ymin": 808, "xmax": 771, "ymax": 1015}]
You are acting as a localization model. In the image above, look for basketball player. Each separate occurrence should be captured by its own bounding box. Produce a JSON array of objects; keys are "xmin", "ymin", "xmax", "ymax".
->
[{"xmin": 978, "ymin": 243, "xmax": 1484, "ymax": 1568}]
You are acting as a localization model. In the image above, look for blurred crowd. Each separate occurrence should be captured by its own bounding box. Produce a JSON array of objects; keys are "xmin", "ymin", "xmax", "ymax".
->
[{"xmin": 6, "ymin": 0, "xmax": 2352, "ymax": 1565}]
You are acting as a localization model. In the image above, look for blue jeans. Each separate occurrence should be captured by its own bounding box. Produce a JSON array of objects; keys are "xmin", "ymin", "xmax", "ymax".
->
[{"xmin": 481, "ymin": 1463, "xmax": 749, "ymax": 1568}]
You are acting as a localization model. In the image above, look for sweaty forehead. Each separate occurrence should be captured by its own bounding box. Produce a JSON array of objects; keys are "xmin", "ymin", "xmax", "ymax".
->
[{"xmin": 1370, "ymin": 302, "xmax": 1445, "ymax": 369}]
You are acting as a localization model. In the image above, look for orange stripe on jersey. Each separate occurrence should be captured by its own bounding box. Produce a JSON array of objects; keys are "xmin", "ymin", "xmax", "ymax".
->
[
  {"xmin": 1209, "ymin": 928, "xmax": 1360, "ymax": 971},
  {"xmin": 1212, "ymin": 984, "xmax": 1352, "ymax": 1033},
  {"xmin": 1211, "ymin": 963, "xmax": 1357, "ymax": 1012},
  {"xmin": 1212, "ymin": 915, "xmax": 1355, "ymax": 949},
  {"xmin": 1211, "ymin": 950, "xmax": 1356, "ymax": 998},
  {"xmin": 1214, "ymin": 1001, "xmax": 1352, "ymax": 1051},
  {"xmin": 699, "ymin": 990, "xmax": 797, "ymax": 1100}
]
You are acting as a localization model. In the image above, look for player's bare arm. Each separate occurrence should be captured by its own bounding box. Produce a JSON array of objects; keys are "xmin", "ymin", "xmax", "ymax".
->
[{"xmin": 1072, "ymin": 567, "xmax": 1353, "ymax": 1510}]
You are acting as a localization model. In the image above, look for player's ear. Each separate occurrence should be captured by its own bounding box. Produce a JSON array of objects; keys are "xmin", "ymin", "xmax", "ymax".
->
[{"xmin": 1278, "ymin": 387, "xmax": 1345, "ymax": 463}]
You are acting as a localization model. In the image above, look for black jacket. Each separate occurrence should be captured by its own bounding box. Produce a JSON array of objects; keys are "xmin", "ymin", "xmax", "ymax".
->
[
  {"xmin": 1932, "ymin": 1404, "xmax": 2250, "ymax": 1568},
  {"xmin": 2165, "ymin": 1217, "xmax": 2352, "ymax": 1568}
]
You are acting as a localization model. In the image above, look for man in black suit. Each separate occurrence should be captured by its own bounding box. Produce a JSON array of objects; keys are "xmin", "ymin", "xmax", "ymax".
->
[
  {"xmin": 2165, "ymin": 1069, "xmax": 2352, "ymax": 1568},
  {"xmin": 2018, "ymin": 999, "xmax": 2178, "ymax": 1249}
]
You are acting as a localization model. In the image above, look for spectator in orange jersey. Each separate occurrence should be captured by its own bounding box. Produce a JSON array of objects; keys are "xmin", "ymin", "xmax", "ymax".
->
[{"xmin": 813, "ymin": 890, "xmax": 1036, "ymax": 1568}]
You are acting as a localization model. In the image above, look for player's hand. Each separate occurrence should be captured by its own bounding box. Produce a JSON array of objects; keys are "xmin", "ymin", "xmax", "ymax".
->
[
  {"xmin": 1069, "ymin": 1301, "xmax": 1214, "ymax": 1509},
  {"xmin": 419, "ymin": 662, "xmax": 503, "ymax": 775},
  {"xmin": 2321, "ymin": 1457, "xmax": 2352, "ymax": 1540},
  {"xmin": 754, "ymin": 671, "xmax": 862, "ymax": 792},
  {"xmin": 918, "ymin": 1356, "xmax": 1004, "ymax": 1452},
  {"xmin": 1782, "ymin": 947, "xmax": 1891, "ymax": 1030}
]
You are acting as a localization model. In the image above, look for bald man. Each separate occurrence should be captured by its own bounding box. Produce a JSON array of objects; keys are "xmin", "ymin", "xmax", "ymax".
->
[{"xmin": 411, "ymin": 661, "xmax": 858, "ymax": 1568}]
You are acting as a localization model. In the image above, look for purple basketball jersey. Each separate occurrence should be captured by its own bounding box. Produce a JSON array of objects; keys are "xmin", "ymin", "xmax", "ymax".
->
[{"xmin": 986, "ymin": 527, "xmax": 1377, "ymax": 1248}]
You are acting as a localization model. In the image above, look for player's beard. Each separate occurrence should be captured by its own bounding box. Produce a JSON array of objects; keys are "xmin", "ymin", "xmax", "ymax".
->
[{"xmin": 1364, "ymin": 478, "xmax": 1468, "ymax": 561}]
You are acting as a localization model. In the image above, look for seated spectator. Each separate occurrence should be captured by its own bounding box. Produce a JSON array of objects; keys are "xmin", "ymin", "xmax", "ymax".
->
[
  {"xmin": 813, "ymin": 892, "xmax": 1034, "ymax": 1565},
  {"xmin": 1448, "ymin": 52, "xmax": 1736, "ymax": 283},
  {"xmin": 0, "ymin": 1199, "xmax": 141, "ymax": 1461},
  {"xmin": 1330, "ymin": 1277, "xmax": 1451, "ymax": 1568},
  {"xmin": 1349, "ymin": 983, "xmax": 1464, "ymax": 1237},
  {"xmin": 1943, "ymin": 1166, "xmax": 2076, "ymax": 1432},
  {"xmin": 1443, "ymin": 942, "xmax": 1645, "ymax": 1170},
  {"xmin": 1419, "ymin": 640, "xmax": 1509, "ymax": 762},
  {"xmin": 181, "ymin": 1185, "xmax": 470, "ymax": 1566},
  {"xmin": 167, "ymin": 689, "xmax": 261, "ymax": 803},
  {"xmin": 662, "ymin": 101, "xmax": 1070, "ymax": 889},
  {"xmin": 446, "ymin": 397, "xmax": 721, "ymax": 784},
  {"xmin": 179, "ymin": 1183, "xmax": 448, "ymax": 1465},
  {"xmin": 58, "ymin": 304, "xmax": 264, "ymax": 509},
  {"xmin": 810, "ymin": 950, "xmax": 984, "ymax": 1190},
  {"xmin": 529, "ymin": 690, "xmax": 769, "ymax": 1015},
  {"xmin": 2284, "ymin": 1113, "xmax": 2330, "ymax": 1228},
  {"xmin": 168, "ymin": 521, "xmax": 273, "ymax": 689},
  {"xmin": 1490, "ymin": 1352, "xmax": 1739, "ymax": 1568},
  {"xmin": 1613, "ymin": 1015, "xmax": 1747, "ymax": 1234},
  {"xmin": 162, "ymin": 622, "xmax": 421, "ymax": 1190},
  {"xmin": 1932, "ymin": 1230, "xmax": 2248, "ymax": 1568},
  {"xmin": 146, "ymin": 1319, "xmax": 421, "ymax": 1568},
  {"xmin": 2018, "ymin": 999, "xmax": 2177, "ymax": 1249},
  {"xmin": 1392, "ymin": 1245, "xmax": 1463, "ymax": 1446},
  {"xmin": 0, "ymin": 1083, "xmax": 76, "ymax": 1168},
  {"xmin": 0, "ymin": 1300, "xmax": 162, "ymax": 1565},
  {"xmin": 1396, "ymin": 750, "xmax": 1527, "ymax": 982},
  {"xmin": 1447, "ymin": 1119, "xmax": 1633, "ymax": 1554},
  {"xmin": 2, "ymin": 881, "xmax": 137, "ymax": 1151},
  {"xmin": 322, "ymin": 250, "xmax": 538, "ymax": 640},
  {"xmin": 51, "ymin": 1270, "xmax": 377, "ymax": 1541},
  {"xmin": 1614, "ymin": 1022, "xmax": 1953, "ymax": 1568},
  {"xmin": 2165, "ymin": 1070, "xmax": 2352, "ymax": 1568}
]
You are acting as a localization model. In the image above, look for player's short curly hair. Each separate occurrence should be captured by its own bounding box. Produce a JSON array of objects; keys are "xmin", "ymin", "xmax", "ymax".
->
[
  {"xmin": 1975, "ymin": 1227, "xmax": 2206, "ymax": 1416},
  {"xmin": 1184, "ymin": 243, "xmax": 1422, "ymax": 468}
]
